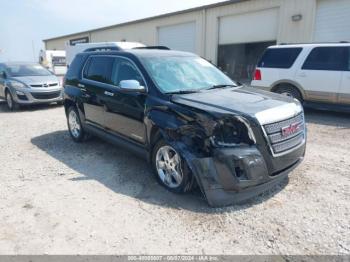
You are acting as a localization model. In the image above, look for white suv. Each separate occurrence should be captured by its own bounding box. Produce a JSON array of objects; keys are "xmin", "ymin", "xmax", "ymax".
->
[{"xmin": 251, "ymin": 43, "xmax": 350, "ymax": 111}]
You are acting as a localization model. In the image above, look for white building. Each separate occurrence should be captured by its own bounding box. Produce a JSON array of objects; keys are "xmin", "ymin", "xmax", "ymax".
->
[{"xmin": 43, "ymin": 0, "xmax": 350, "ymax": 82}]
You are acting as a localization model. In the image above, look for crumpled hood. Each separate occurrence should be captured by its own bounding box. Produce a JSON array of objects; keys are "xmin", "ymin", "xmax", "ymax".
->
[
  {"xmin": 11, "ymin": 75, "xmax": 59, "ymax": 85},
  {"xmin": 171, "ymin": 86, "xmax": 301, "ymax": 122}
]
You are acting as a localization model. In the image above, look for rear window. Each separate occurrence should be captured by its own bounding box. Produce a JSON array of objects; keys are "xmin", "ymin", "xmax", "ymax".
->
[
  {"xmin": 302, "ymin": 47, "xmax": 349, "ymax": 71},
  {"xmin": 83, "ymin": 56, "xmax": 115, "ymax": 84},
  {"xmin": 257, "ymin": 48, "xmax": 302, "ymax": 69}
]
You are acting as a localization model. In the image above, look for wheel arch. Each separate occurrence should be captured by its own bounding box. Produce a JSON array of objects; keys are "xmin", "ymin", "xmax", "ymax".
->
[{"xmin": 270, "ymin": 79, "xmax": 306, "ymax": 100}]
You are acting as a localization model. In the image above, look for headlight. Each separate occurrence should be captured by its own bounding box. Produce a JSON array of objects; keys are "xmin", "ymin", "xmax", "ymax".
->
[
  {"xmin": 210, "ymin": 116, "xmax": 256, "ymax": 147},
  {"xmin": 9, "ymin": 80, "xmax": 27, "ymax": 89}
]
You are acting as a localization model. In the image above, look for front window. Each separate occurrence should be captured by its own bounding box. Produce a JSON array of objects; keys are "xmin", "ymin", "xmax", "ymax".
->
[
  {"xmin": 7, "ymin": 64, "xmax": 53, "ymax": 77},
  {"xmin": 140, "ymin": 56, "xmax": 236, "ymax": 93}
]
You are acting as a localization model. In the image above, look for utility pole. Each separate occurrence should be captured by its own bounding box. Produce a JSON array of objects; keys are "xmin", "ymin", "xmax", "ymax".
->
[{"xmin": 32, "ymin": 40, "xmax": 36, "ymax": 62}]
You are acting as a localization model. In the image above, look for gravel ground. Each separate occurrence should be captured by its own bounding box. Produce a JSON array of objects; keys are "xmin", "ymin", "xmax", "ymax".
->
[{"xmin": 0, "ymin": 101, "xmax": 349, "ymax": 255}]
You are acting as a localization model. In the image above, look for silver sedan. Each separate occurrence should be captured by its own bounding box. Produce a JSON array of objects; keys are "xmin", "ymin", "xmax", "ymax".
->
[{"xmin": 0, "ymin": 62, "xmax": 63, "ymax": 110}]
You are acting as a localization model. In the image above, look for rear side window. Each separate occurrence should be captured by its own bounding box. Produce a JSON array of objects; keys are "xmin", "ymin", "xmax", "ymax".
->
[
  {"xmin": 302, "ymin": 47, "xmax": 348, "ymax": 71},
  {"xmin": 258, "ymin": 48, "xmax": 302, "ymax": 69},
  {"xmin": 66, "ymin": 54, "xmax": 85, "ymax": 80},
  {"xmin": 83, "ymin": 56, "xmax": 115, "ymax": 84}
]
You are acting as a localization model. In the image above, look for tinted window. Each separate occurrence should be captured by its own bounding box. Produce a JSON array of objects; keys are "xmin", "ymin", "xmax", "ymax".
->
[
  {"xmin": 112, "ymin": 58, "xmax": 145, "ymax": 86},
  {"xmin": 348, "ymin": 47, "xmax": 350, "ymax": 71},
  {"xmin": 258, "ymin": 48, "xmax": 302, "ymax": 69},
  {"xmin": 302, "ymin": 47, "xmax": 348, "ymax": 71},
  {"xmin": 66, "ymin": 54, "xmax": 85, "ymax": 80},
  {"xmin": 84, "ymin": 56, "xmax": 114, "ymax": 84}
]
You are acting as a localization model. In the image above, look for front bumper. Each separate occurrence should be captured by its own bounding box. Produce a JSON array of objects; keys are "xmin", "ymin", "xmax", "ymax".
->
[
  {"xmin": 11, "ymin": 87, "xmax": 64, "ymax": 105},
  {"xmin": 189, "ymin": 144, "xmax": 305, "ymax": 207}
]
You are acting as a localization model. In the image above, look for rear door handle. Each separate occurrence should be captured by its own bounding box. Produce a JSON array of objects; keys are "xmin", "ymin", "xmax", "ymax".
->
[{"xmin": 298, "ymin": 72, "xmax": 306, "ymax": 77}]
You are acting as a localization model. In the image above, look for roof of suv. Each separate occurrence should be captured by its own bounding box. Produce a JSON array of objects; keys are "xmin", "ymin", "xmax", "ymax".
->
[
  {"xmin": 82, "ymin": 49, "xmax": 197, "ymax": 58},
  {"xmin": 269, "ymin": 42, "xmax": 350, "ymax": 49},
  {"xmin": 0, "ymin": 62, "xmax": 40, "ymax": 66}
]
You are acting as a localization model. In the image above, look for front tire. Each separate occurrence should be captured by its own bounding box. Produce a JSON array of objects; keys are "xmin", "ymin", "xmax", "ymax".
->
[
  {"xmin": 67, "ymin": 106, "xmax": 86, "ymax": 142},
  {"xmin": 152, "ymin": 139, "xmax": 194, "ymax": 194},
  {"xmin": 5, "ymin": 91, "xmax": 19, "ymax": 111}
]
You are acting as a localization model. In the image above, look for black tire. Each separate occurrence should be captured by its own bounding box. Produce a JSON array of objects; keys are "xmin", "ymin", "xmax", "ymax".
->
[
  {"xmin": 5, "ymin": 90, "xmax": 20, "ymax": 111},
  {"xmin": 151, "ymin": 139, "xmax": 194, "ymax": 194},
  {"xmin": 57, "ymin": 101, "xmax": 64, "ymax": 106},
  {"xmin": 274, "ymin": 84, "xmax": 303, "ymax": 103},
  {"xmin": 67, "ymin": 106, "xmax": 86, "ymax": 142}
]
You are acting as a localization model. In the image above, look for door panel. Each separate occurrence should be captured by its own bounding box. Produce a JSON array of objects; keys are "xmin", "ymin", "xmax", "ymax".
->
[
  {"xmin": 0, "ymin": 79, "xmax": 5, "ymax": 98},
  {"xmin": 296, "ymin": 70, "xmax": 341, "ymax": 103},
  {"xmin": 80, "ymin": 56, "xmax": 115, "ymax": 127},
  {"xmin": 0, "ymin": 66, "xmax": 6, "ymax": 98},
  {"xmin": 103, "ymin": 91, "xmax": 146, "ymax": 143},
  {"xmin": 339, "ymin": 72, "xmax": 350, "ymax": 105},
  {"xmin": 80, "ymin": 81, "xmax": 106, "ymax": 127},
  {"xmin": 102, "ymin": 57, "xmax": 147, "ymax": 144},
  {"xmin": 296, "ymin": 47, "xmax": 347, "ymax": 103}
]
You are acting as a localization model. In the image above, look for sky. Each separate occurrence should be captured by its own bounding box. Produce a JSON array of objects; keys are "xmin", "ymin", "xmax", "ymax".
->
[{"xmin": 0, "ymin": 0, "xmax": 226, "ymax": 62}]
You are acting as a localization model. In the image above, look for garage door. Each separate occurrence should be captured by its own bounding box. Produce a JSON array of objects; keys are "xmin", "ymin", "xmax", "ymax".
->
[
  {"xmin": 158, "ymin": 22, "xmax": 196, "ymax": 53},
  {"xmin": 314, "ymin": 0, "xmax": 350, "ymax": 42},
  {"xmin": 219, "ymin": 8, "xmax": 278, "ymax": 45}
]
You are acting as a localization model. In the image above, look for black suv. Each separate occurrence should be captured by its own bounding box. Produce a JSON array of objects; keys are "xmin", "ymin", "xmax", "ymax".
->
[{"xmin": 64, "ymin": 49, "xmax": 306, "ymax": 207}]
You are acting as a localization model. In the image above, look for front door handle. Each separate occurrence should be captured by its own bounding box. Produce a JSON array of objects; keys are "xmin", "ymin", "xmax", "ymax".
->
[
  {"xmin": 298, "ymin": 72, "xmax": 306, "ymax": 77},
  {"xmin": 104, "ymin": 91, "xmax": 114, "ymax": 97},
  {"xmin": 81, "ymin": 93, "xmax": 90, "ymax": 98}
]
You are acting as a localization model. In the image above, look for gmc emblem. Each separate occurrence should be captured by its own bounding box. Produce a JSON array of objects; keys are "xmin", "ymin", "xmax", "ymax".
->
[{"xmin": 281, "ymin": 123, "xmax": 301, "ymax": 137}]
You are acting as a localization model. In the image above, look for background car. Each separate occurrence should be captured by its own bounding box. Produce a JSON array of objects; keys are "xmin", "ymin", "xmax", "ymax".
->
[
  {"xmin": 251, "ymin": 43, "xmax": 350, "ymax": 112},
  {"xmin": 0, "ymin": 62, "xmax": 64, "ymax": 110}
]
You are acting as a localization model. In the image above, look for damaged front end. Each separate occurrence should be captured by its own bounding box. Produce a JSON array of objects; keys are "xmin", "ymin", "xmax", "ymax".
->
[{"xmin": 149, "ymin": 106, "xmax": 305, "ymax": 207}]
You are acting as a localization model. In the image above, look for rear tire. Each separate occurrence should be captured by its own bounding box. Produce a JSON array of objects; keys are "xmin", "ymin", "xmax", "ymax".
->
[
  {"xmin": 151, "ymin": 139, "xmax": 194, "ymax": 194},
  {"xmin": 67, "ymin": 106, "xmax": 86, "ymax": 142},
  {"xmin": 274, "ymin": 84, "xmax": 303, "ymax": 103}
]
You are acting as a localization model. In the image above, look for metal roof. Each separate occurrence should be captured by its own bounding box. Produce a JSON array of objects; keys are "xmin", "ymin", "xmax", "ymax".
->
[{"xmin": 43, "ymin": 0, "xmax": 246, "ymax": 42}]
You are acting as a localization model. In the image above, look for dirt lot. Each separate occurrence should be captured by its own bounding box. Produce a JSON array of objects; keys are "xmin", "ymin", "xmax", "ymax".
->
[{"xmin": 0, "ymin": 101, "xmax": 349, "ymax": 255}]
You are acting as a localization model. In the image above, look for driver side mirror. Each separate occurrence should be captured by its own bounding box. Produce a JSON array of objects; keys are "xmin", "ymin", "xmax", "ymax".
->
[{"xmin": 119, "ymin": 80, "xmax": 145, "ymax": 92}]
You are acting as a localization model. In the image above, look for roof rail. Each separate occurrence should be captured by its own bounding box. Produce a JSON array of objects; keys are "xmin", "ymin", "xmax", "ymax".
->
[
  {"xmin": 133, "ymin": 46, "xmax": 170, "ymax": 50},
  {"xmin": 279, "ymin": 41, "xmax": 349, "ymax": 45},
  {"xmin": 83, "ymin": 46, "xmax": 121, "ymax": 52}
]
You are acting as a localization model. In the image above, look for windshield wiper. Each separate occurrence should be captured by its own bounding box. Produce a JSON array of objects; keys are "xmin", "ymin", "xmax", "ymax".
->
[
  {"xmin": 206, "ymin": 84, "xmax": 237, "ymax": 90},
  {"xmin": 166, "ymin": 89, "xmax": 200, "ymax": 94}
]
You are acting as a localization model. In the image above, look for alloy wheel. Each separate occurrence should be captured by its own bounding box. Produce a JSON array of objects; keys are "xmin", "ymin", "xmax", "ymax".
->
[
  {"xmin": 68, "ymin": 110, "xmax": 81, "ymax": 138},
  {"xmin": 6, "ymin": 92, "xmax": 13, "ymax": 110},
  {"xmin": 155, "ymin": 145, "xmax": 183, "ymax": 188}
]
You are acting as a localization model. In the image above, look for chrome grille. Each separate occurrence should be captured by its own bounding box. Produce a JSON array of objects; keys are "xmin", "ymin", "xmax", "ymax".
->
[
  {"xmin": 30, "ymin": 83, "xmax": 59, "ymax": 88},
  {"xmin": 263, "ymin": 113, "xmax": 305, "ymax": 155}
]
